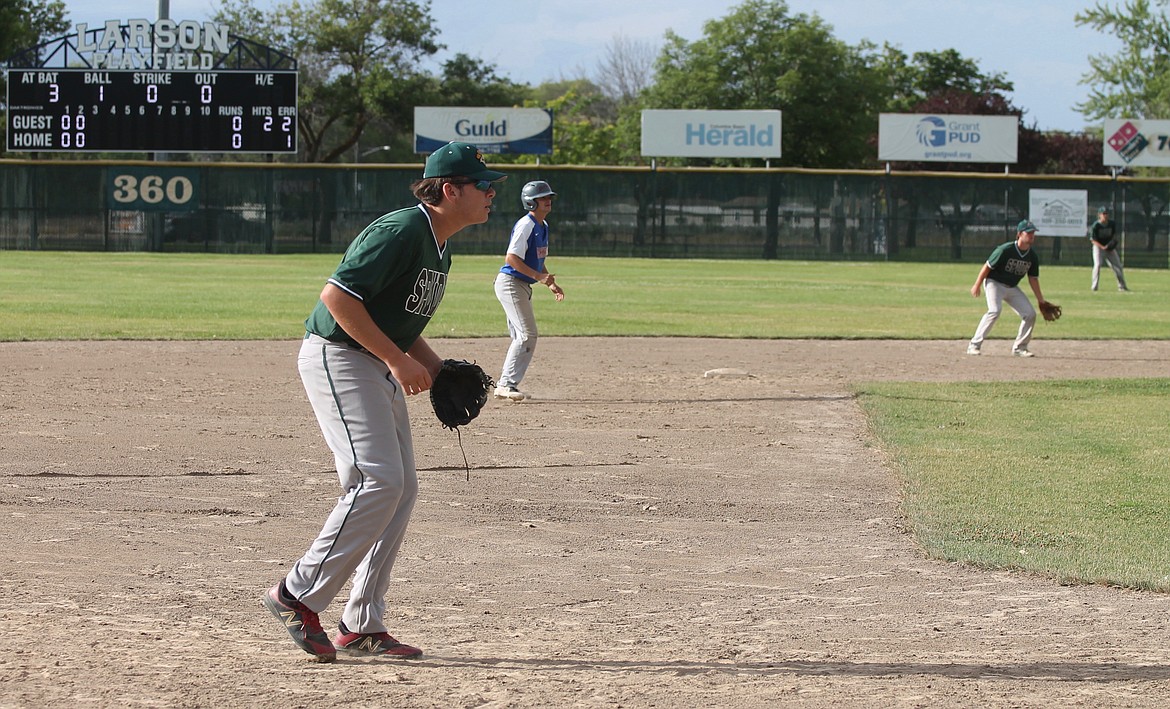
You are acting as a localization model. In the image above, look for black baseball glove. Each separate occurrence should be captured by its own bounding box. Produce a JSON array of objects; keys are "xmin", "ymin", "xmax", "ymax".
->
[{"xmin": 430, "ymin": 359, "xmax": 494, "ymax": 429}]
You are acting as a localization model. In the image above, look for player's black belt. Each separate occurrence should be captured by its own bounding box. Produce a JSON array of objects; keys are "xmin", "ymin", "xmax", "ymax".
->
[{"xmin": 305, "ymin": 332, "xmax": 373, "ymax": 356}]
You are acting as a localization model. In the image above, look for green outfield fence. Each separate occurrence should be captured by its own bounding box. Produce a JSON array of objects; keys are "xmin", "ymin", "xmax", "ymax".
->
[{"xmin": 1, "ymin": 159, "xmax": 1167, "ymax": 267}]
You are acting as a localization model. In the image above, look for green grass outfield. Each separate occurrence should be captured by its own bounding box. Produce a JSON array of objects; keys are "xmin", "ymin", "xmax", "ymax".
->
[
  {"xmin": 1, "ymin": 251, "xmax": 1167, "ymax": 340},
  {"xmin": 3, "ymin": 252, "xmax": 1169, "ymax": 591},
  {"xmin": 857, "ymin": 379, "xmax": 1170, "ymax": 592}
]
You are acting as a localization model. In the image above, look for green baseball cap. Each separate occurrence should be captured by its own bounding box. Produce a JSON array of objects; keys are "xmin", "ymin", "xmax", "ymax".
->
[
  {"xmin": 423, "ymin": 141, "xmax": 507, "ymax": 182},
  {"xmin": 1017, "ymin": 220, "xmax": 1037, "ymax": 233},
  {"xmin": 1098, "ymin": 205, "xmax": 1109, "ymax": 213}
]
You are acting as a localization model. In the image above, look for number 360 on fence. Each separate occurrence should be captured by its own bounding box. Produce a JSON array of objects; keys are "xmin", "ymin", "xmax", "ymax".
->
[{"xmin": 107, "ymin": 168, "xmax": 200, "ymax": 211}]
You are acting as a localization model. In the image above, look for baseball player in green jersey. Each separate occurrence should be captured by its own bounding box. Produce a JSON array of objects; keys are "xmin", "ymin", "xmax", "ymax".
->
[
  {"xmin": 1089, "ymin": 206, "xmax": 1130, "ymax": 291},
  {"xmin": 967, "ymin": 220, "xmax": 1053, "ymax": 358},
  {"xmin": 263, "ymin": 142, "xmax": 505, "ymax": 662}
]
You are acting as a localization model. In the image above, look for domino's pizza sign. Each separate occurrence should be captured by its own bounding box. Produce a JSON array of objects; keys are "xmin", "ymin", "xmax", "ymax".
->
[
  {"xmin": 878, "ymin": 113, "xmax": 1018, "ymax": 163},
  {"xmin": 1103, "ymin": 118, "xmax": 1170, "ymax": 166}
]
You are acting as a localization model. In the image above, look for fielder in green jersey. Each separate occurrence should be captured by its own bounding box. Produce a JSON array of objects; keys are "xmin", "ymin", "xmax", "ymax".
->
[
  {"xmin": 263, "ymin": 142, "xmax": 506, "ymax": 662},
  {"xmin": 967, "ymin": 220, "xmax": 1053, "ymax": 358},
  {"xmin": 1089, "ymin": 206, "xmax": 1129, "ymax": 291}
]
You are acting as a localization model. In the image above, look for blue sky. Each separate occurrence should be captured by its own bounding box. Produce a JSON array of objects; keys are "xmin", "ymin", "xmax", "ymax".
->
[{"xmin": 61, "ymin": 0, "xmax": 1118, "ymax": 132}]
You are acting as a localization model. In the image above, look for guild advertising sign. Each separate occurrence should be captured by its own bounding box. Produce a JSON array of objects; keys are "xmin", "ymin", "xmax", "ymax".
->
[
  {"xmin": 878, "ymin": 114, "xmax": 1018, "ymax": 163},
  {"xmin": 640, "ymin": 109, "xmax": 782, "ymax": 159},
  {"xmin": 1103, "ymin": 119, "xmax": 1170, "ymax": 167},
  {"xmin": 414, "ymin": 107, "xmax": 552, "ymax": 155}
]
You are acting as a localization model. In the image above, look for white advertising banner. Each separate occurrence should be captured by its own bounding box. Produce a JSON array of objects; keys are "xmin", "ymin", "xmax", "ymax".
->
[
  {"xmin": 1103, "ymin": 118, "xmax": 1170, "ymax": 166},
  {"xmin": 878, "ymin": 114, "xmax": 1018, "ymax": 163},
  {"xmin": 1028, "ymin": 189, "xmax": 1088, "ymax": 238},
  {"xmin": 414, "ymin": 107, "xmax": 553, "ymax": 155},
  {"xmin": 640, "ymin": 109, "xmax": 782, "ymax": 158}
]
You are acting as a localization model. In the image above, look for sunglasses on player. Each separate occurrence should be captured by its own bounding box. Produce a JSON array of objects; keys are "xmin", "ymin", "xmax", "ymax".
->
[{"xmin": 453, "ymin": 179, "xmax": 495, "ymax": 192}]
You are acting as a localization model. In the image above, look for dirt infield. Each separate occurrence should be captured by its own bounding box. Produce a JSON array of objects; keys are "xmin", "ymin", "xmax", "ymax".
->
[{"xmin": 2, "ymin": 338, "xmax": 1170, "ymax": 708}]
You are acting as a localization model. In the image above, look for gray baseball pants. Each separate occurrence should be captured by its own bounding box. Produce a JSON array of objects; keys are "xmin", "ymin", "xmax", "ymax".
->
[
  {"xmin": 285, "ymin": 334, "xmax": 418, "ymax": 634},
  {"xmin": 1092, "ymin": 246, "xmax": 1128, "ymax": 290},
  {"xmin": 494, "ymin": 272, "xmax": 538, "ymax": 389},
  {"xmin": 970, "ymin": 280, "xmax": 1036, "ymax": 352}
]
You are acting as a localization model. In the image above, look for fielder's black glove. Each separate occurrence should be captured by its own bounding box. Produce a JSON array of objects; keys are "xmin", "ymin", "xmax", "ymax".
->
[{"xmin": 429, "ymin": 359, "xmax": 494, "ymax": 429}]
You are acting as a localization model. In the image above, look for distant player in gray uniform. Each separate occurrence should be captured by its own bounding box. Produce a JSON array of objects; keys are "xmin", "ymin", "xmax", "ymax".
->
[
  {"xmin": 492, "ymin": 180, "xmax": 564, "ymax": 401},
  {"xmin": 967, "ymin": 220, "xmax": 1052, "ymax": 358},
  {"xmin": 1089, "ymin": 206, "xmax": 1129, "ymax": 291},
  {"xmin": 262, "ymin": 142, "xmax": 505, "ymax": 662}
]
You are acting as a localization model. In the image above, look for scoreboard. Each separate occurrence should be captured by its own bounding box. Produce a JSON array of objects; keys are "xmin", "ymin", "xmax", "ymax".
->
[{"xmin": 6, "ymin": 68, "xmax": 298, "ymax": 153}]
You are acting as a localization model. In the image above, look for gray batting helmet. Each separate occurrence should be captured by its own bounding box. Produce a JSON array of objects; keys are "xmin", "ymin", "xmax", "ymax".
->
[{"xmin": 521, "ymin": 180, "xmax": 556, "ymax": 210}]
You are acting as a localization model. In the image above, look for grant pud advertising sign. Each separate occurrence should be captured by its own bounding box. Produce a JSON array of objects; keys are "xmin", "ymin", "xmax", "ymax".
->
[
  {"xmin": 414, "ymin": 107, "xmax": 552, "ymax": 155},
  {"xmin": 878, "ymin": 114, "xmax": 1018, "ymax": 163},
  {"xmin": 640, "ymin": 109, "xmax": 782, "ymax": 159},
  {"xmin": 1103, "ymin": 119, "xmax": 1170, "ymax": 166}
]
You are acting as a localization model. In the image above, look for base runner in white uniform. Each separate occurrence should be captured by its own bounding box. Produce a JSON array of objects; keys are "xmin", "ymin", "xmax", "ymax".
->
[
  {"xmin": 262, "ymin": 142, "xmax": 505, "ymax": 662},
  {"xmin": 493, "ymin": 180, "xmax": 564, "ymax": 401}
]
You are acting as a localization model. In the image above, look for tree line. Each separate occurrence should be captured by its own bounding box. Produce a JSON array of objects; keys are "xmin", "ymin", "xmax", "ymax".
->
[{"xmin": 1, "ymin": 0, "xmax": 1163, "ymax": 174}]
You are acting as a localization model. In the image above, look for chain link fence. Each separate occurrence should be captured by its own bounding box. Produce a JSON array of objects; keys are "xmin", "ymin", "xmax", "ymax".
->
[{"xmin": 1, "ymin": 160, "xmax": 1166, "ymax": 267}]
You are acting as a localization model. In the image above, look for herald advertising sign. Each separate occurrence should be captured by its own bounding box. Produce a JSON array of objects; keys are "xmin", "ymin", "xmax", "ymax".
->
[
  {"xmin": 1103, "ymin": 118, "xmax": 1170, "ymax": 166},
  {"xmin": 414, "ymin": 107, "xmax": 552, "ymax": 155},
  {"xmin": 878, "ymin": 114, "xmax": 1018, "ymax": 163},
  {"xmin": 640, "ymin": 109, "xmax": 782, "ymax": 158}
]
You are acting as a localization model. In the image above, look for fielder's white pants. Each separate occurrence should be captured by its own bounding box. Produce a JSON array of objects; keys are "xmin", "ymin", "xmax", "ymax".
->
[
  {"xmin": 286, "ymin": 334, "xmax": 418, "ymax": 635},
  {"xmin": 494, "ymin": 272, "xmax": 538, "ymax": 389},
  {"xmin": 1091, "ymin": 246, "xmax": 1128, "ymax": 290},
  {"xmin": 970, "ymin": 279, "xmax": 1036, "ymax": 352}
]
